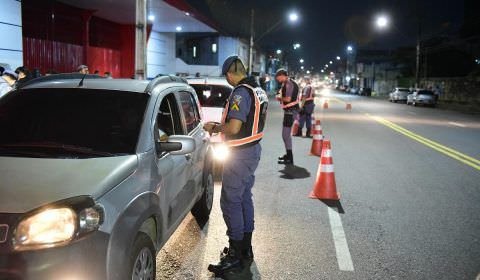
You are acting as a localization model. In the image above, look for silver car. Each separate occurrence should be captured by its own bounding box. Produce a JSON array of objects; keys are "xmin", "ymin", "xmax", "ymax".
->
[
  {"xmin": 389, "ymin": 87, "xmax": 411, "ymax": 103},
  {"xmin": 0, "ymin": 74, "xmax": 214, "ymax": 280},
  {"xmin": 407, "ymin": 89, "xmax": 437, "ymax": 107}
]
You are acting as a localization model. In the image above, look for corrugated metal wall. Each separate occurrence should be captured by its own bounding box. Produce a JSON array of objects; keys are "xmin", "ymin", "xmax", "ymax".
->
[{"xmin": 23, "ymin": 37, "xmax": 83, "ymax": 73}]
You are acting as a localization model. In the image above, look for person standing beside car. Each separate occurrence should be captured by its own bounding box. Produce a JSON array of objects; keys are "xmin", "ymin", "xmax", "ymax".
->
[
  {"xmin": 204, "ymin": 56, "xmax": 268, "ymax": 277},
  {"xmin": 275, "ymin": 69, "xmax": 300, "ymax": 164},
  {"xmin": 0, "ymin": 70, "xmax": 18, "ymax": 99}
]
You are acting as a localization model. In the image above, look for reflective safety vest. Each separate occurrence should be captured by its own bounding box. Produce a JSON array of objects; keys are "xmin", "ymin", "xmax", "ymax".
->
[
  {"xmin": 281, "ymin": 79, "xmax": 300, "ymax": 110},
  {"xmin": 221, "ymin": 84, "xmax": 268, "ymax": 147},
  {"xmin": 304, "ymin": 85, "xmax": 314, "ymax": 102}
]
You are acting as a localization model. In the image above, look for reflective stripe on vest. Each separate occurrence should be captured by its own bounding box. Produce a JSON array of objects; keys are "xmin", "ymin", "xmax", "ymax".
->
[{"xmin": 221, "ymin": 84, "xmax": 263, "ymax": 147}]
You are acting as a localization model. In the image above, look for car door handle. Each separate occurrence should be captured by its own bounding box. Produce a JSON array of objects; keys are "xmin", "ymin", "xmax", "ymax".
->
[{"xmin": 185, "ymin": 154, "xmax": 192, "ymax": 161}]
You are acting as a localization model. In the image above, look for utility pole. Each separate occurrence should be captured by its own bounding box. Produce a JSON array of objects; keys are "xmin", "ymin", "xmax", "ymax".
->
[
  {"xmin": 135, "ymin": 0, "xmax": 147, "ymax": 80},
  {"xmin": 248, "ymin": 9, "xmax": 254, "ymax": 76},
  {"xmin": 415, "ymin": 10, "xmax": 421, "ymax": 89}
]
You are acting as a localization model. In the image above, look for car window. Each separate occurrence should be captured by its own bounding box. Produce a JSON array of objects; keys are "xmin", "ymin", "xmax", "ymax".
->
[
  {"xmin": 0, "ymin": 89, "xmax": 149, "ymax": 157},
  {"xmin": 418, "ymin": 91, "xmax": 434, "ymax": 95},
  {"xmin": 178, "ymin": 91, "xmax": 201, "ymax": 133},
  {"xmin": 399, "ymin": 89, "xmax": 410, "ymax": 92},
  {"xmin": 156, "ymin": 93, "xmax": 183, "ymax": 141},
  {"xmin": 190, "ymin": 84, "xmax": 230, "ymax": 107}
]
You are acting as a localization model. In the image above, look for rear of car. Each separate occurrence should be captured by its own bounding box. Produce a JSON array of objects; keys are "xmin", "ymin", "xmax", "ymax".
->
[
  {"xmin": 413, "ymin": 90, "xmax": 436, "ymax": 107},
  {"xmin": 389, "ymin": 88, "xmax": 411, "ymax": 102},
  {"xmin": 187, "ymin": 77, "xmax": 232, "ymax": 163}
]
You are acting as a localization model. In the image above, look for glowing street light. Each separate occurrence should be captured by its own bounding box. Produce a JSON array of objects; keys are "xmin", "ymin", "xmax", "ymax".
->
[
  {"xmin": 321, "ymin": 69, "xmax": 324, "ymax": 73},
  {"xmin": 376, "ymin": 15, "xmax": 389, "ymax": 29},
  {"xmin": 299, "ymin": 58, "xmax": 304, "ymax": 64},
  {"xmin": 300, "ymin": 66, "xmax": 304, "ymax": 70},
  {"xmin": 329, "ymin": 61, "xmax": 333, "ymax": 64},
  {"xmin": 347, "ymin": 45, "xmax": 353, "ymax": 52},
  {"xmin": 306, "ymin": 70, "xmax": 311, "ymax": 74},
  {"xmin": 336, "ymin": 56, "xmax": 341, "ymax": 60},
  {"xmin": 176, "ymin": 26, "xmax": 182, "ymax": 32},
  {"xmin": 276, "ymin": 49, "xmax": 282, "ymax": 55},
  {"xmin": 325, "ymin": 64, "xmax": 329, "ymax": 68},
  {"xmin": 293, "ymin": 43, "xmax": 301, "ymax": 50},
  {"xmin": 289, "ymin": 12, "xmax": 299, "ymax": 22}
]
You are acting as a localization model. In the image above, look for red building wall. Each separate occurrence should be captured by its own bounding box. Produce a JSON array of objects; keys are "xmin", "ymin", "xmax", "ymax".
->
[{"xmin": 21, "ymin": 0, "xmax": 135, "ymax": 78}]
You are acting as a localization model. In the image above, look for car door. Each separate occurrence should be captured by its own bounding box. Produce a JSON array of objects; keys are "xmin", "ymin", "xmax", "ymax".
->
[
  {"xmin": 153, "ymin": 92, "xmax": 191, "ymax": 228},
  {"xmin": 176, "ymin": 90, "xmax": 207, "ymax": 200}
]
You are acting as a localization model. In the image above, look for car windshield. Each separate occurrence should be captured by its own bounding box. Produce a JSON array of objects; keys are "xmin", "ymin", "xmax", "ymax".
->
[
  {"xmin": 399, "ymin": 89, "xmax": 410, "ymax": 92},
  {"xmin": 190, "ymin": 84, "xmax": 230, "ymax": 107},
  {"xmin": 0, "ymin": 88, "xmax": 149, "ymax": 158},
  {"xmin": 418, "ymin": 90, "xmax": 434, "ymax": 95}
]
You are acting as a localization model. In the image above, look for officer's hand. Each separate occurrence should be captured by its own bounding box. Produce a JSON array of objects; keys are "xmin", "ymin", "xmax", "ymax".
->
[{"xmin": 203, "ymin": 122, "xmax": 218, "ymax": 135}]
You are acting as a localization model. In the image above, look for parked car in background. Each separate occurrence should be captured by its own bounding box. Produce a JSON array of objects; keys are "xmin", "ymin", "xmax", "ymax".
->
[
  {"xmin": 0, "ymin": 74, "xmax": 214, "ymax": 280},
  {"xmin": 349, "ymin": 87, "xmax": 359, "ymax": 94},
  {"xmin": 359, "ymin": 87, "xmax": 372, "ymax": 96},
  {"xmin": 389, "ymin": 87, "xmax": 411, "ymax": 103},
  {"xmin": 406, "ymin": 89, "xmax": 436, "ymax": 107}
]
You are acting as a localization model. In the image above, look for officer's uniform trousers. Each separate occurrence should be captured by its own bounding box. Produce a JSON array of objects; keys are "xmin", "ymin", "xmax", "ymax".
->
[{"xmin": 220, "ymin": 143, "xmax": 261, "ymax": 241}]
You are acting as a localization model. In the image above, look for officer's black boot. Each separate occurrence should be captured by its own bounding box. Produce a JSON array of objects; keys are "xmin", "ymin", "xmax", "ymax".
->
[
  {"xmin": 208, "ymin": 240, "xmax": 244, "ymax": 276},
  {"xmin": 293, "ymin": 129, "xmax": 302, "ymax": 137},
  {"xmin": 278, "ymin": 150, "xmax": 293, "ymax": 165},
  {"xmin": 242, "ymin": 232, "xmax": 254, "ymax": 263},
  {"xmin": 305, "ymin": 128, "xmax": 312, "ymax": 138},
  {"xmin": 278, "ymin": 154, "xmax": 287, "ymax": 160}
]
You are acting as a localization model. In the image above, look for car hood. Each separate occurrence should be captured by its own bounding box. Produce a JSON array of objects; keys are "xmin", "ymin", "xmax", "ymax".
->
[{"xmin": 0, "ymin": 155, "xmax": 138, "ymax": 213}]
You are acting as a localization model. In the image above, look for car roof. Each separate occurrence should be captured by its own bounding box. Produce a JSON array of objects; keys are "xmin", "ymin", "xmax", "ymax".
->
[
  {"xmin": 18, "ymin": 74, "xmax": 188, "ymax": 94},
  {"xmin": 187, "ymin": 77, "xmax": 232, "ymax": 87}
]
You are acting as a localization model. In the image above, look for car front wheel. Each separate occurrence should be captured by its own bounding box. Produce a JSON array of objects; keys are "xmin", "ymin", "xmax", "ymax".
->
[
  {"xmin": 130, "ymin": 232, "xmax": 156, "ymax": 280},
  {"xmin": 192, "ymin": 166, "xmax": 214, "ymax": 227}
]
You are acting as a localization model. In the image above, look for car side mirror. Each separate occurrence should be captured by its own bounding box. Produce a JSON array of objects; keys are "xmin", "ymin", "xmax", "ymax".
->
[{"xmin": 155, "ymin": 135, "xmax": 196, "ymax": 156}]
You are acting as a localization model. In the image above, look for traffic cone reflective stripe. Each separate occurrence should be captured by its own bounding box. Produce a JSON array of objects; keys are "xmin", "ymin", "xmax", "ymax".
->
[
  {"xmin": 309, "ymin": 140, "xmax": 340, "ymax": 200},
  {"xmin": 310, "ymin": 126, "xmax": 323, "ymax": 156},
  {"xmin": 323, "ymin": 101, "xmax": 329, "ymax": 109},
  {"xmin": 346, "ymin": 103, "xmax": 352, "ymax": 110}
]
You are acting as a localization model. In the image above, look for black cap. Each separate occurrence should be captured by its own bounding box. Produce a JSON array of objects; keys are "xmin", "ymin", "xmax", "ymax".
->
[
  {"xmin": 222, "ymin": 55, "xmax": 243, "ymax": 76},
  {"xmin": 275, "ymin": 68, "xmax": 288, "ymax": 77}
]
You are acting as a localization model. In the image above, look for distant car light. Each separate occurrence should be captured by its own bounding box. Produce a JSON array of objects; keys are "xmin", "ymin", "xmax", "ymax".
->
[{"xmin": 212, "ymin": 143, "xmax": 229, "ymax": 162}]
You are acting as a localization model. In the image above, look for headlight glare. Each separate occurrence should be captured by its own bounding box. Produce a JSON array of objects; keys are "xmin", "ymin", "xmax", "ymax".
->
[{"xmin": 15, "ymin": 208, "xmax": 76, "ymax": 249}]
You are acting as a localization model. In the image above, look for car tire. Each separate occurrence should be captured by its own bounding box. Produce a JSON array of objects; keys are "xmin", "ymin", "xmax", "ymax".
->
[
  {"xmin": 192, "ymin": 165, "xmax": 214, "ymax": 228},
  {"xmin": 393, "ymin": 100, "xmax": 397, "ymax": 103},
  {"xmin": 130, "ymin": 232, "xmax": 156, "ymax": 280}
]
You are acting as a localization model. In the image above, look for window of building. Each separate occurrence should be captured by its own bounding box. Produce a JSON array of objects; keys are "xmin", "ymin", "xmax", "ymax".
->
[{"xmin": 212, "ymin": 43, "xmax": 217, "ymax": 54}]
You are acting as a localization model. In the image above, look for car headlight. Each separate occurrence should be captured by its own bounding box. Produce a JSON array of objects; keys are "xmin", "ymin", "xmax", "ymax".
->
[
  {"xmin": 14, "ymin": 196, "xmax": 104, "ymax": 251},
  {"xmin": 15, "ymin": 208, "xmax": 76, "ymax": 247},
  {"xmin": 212, "ymin": 143, "xmax": 230, "ymax": 162}
]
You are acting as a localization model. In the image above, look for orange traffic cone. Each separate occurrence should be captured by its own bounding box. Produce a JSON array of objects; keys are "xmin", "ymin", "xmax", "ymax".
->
[
  {"xmin": 323, "ymin": 101, "xmax": 329, "ymax": 109},
  {"xmin": 291, "ymin": 116, "xmax": 300, "ymax": 136},
  {"xmin": 311, "ymin": 118, "xmax": 319, "ymax": 131},
  {"xmin": 310, "ymin": 123, "xmax": 324, "ymax": 156},
  {"xmin": 312, "ymin": 120, "xmax": 323, "ymax": 135},
  {"xmin": 309, "ymin": 140, "xmax": 340, "ymax": 200},
  {"xmin": 346, "ymin": 103, "xmax": 352, "ymax": 110}
]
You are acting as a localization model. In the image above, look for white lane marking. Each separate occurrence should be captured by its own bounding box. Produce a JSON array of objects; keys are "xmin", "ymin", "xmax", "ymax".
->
[
  {"xmin": 328, "ymin": 207, "xmax": 354, "ymax": 271},
  {"xmin": 448, "ymin": 122, "xmax": 466, "ymax": 128}
]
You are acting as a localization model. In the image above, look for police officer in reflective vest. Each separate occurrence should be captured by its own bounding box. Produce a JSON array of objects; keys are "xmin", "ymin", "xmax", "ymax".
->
[
  {"xmin": 294, "ymin": 77, "xmax": 315, "ymax": 138},
  {"xmin": 275, "ymin": 69, "xmax": 300, "ymax": 164},
  {"xmin": 204, "ymin": 56, "xmax": 268, "ymax": 276}
]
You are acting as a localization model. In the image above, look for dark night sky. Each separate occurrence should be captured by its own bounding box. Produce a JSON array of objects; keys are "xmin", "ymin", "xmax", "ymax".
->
[{"xmin": 184, "ymin": 0, "xmax": 464, "ymax": 71}]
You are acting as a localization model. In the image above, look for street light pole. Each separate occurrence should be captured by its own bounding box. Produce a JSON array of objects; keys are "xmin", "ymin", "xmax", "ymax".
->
[
  {"xmin": 415, "ymin": 21, "xmax": 421, "ymax": 88},
  {"xmin": 248, "ymin": 9, "xmax": 254, "ymax": 76}
]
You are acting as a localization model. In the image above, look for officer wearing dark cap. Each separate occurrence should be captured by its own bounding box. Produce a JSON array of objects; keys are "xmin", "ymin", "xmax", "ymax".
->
[
  {"xmin": 275, "ymin": 69, "xmax": 300, "ymax": 164},
  {"xmin": 204, "ymin": 56, "xmax": 268, "ymax": 276}
]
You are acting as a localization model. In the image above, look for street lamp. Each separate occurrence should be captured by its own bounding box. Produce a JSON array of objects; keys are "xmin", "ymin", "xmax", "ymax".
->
[
  {"xmin": 248, "ymin": 10, "xmax": 301, "ymax": 75},
  {"xmin": 329, "ymin": 61, "xmax": 333, "ymax": 64},
  {"xmin": 336, "ymin": 56, "xmax": 341, "ymax": 60},
  {"xmin": 300, "ymin": 66, "xmax": 304, "ymax": 70},
  {"xmin": 375, "ymin": 15, "xmax": 389, "ymax": 29},
  {"xmin": 289, "ymin": 12, "xmax": 299, "ymax": 23},
  {"xmin": 299, "ymin": 58, "xmax": 304, "ymax": 64},
  {"xmin": 325, "ymin": 64, "xmax": 329, "ymax": 68},
  {"xmin": 347, "ymin": 45, "xmax": 353, "ymax": 52},
  {"xmin": 276, "ymin": 49, "xmax": 282, "ymax": 55},
  {"xmin": 293, "ymin": 43, "xmax": 301, "ymax": 50}
]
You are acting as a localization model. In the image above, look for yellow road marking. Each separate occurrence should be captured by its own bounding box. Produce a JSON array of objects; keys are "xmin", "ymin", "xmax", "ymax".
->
[{"xmin": 366, "ymin": 113, "xmax": 480, "ymax": 171}]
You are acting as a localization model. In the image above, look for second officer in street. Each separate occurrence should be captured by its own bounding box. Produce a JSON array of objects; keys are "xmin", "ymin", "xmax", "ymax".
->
[
  {"xmin": 294, "ymin": 77, "xmax": 315, "ymax": 138},
  {"xmin": 204, "ymin": 56, "xmax": 268, "ymax": 277}
]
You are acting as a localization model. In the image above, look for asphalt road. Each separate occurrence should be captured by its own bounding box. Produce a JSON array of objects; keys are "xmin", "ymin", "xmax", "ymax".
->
[{"xmin": 156, "ymin": 87, "xmax": 480, "ymax": 280}]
